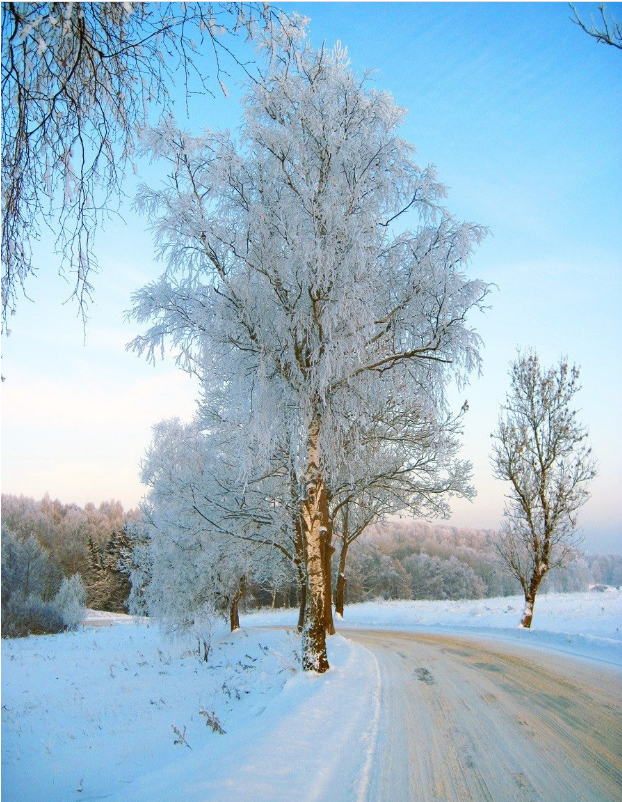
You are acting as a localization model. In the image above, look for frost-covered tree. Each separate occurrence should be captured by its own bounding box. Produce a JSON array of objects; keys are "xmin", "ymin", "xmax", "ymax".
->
[
  {"xmin": 128, "ymin": 418, "xmax": 294, "ymax": 655},
  {"xmin": 1, "ymin": 2, "xmax": 303, "ymax": 330},
  {"xmin": 53, "ymin": 573, "xmax": 87, "ymax": 631},
  {"xmin": 1, "ymin": 526, "xmax": 62, "ymax": 603},
  {"xmin": 330, "ymin": 401, "xmax": 473, "ymax": 619},
  {"xmin": 402, "ymin": 552, "xmax": 486, "ymax": 600},
  {"xmin": 344, "ymin": 541, "xmax": 412, "ymax": 603},
  {"xmin": 1, "ymin": 526, "xmax": 65, "ymax": 637},
  {"xmin": 491, "ymin": 351, "xmax": 597, "ymax": 627},
  {"xmin": 87, "ymin": 530, "xmax": 132, "ymax": 613},
  {"xmin": 129, "ymin": 31, "xmax": 489, "ymax": 671}
]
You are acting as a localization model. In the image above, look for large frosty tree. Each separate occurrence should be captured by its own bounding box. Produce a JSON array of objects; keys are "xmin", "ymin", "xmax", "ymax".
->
[{"xmin": 129, "ymin": 27, "xmax": 489, "ymax": 671}]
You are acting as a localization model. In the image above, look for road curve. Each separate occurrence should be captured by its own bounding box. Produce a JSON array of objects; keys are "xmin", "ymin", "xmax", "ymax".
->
[{"xmin": 344, "ymin": 630, "xmax": 622, "ymax": 802}]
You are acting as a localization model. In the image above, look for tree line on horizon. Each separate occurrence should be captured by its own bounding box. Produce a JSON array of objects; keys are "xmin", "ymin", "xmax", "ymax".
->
[
  {"xmin": 2, "ymin": 492, "xmax": 619, "ymax": 639},
  {"xmin": 1, "ymin": 493, "xmax": 135, "ymax": 636}
]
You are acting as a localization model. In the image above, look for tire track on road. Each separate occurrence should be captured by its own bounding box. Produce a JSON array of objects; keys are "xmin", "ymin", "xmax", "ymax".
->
[{"xmin": 345, "ymin": 630, "xmax": 622, "ymax": 802}]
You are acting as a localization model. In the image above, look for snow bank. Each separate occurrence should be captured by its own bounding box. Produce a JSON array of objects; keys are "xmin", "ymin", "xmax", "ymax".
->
[
  {"xmin": 106, "ymin": 634, "xmax": 381, "ymax": 802},
  {"xmin": 2, "ymin": 621, "xmax": 379, "ymax": 802}
]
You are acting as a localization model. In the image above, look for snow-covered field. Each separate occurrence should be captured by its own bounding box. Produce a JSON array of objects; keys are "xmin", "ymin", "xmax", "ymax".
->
[
  {"xmin": 2, "ymin": 591, "xmax": 621, "ymax": 802},
  {"xmin": 247, "ymin": 589, "xmax": 622, "ymax": 666}
]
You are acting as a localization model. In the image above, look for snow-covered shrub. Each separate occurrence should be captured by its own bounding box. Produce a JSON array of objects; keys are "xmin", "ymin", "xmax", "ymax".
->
[
  {"xmin": 1, "ymin": 594, "xmax": 65, "ymax": 638},
  {"xmin": 1, "ymin": 526, "xmax": 67, "ymax": 638},
  {"xmin": 53, "ymin": 574, "xmax": 87, "ymax": 631}
]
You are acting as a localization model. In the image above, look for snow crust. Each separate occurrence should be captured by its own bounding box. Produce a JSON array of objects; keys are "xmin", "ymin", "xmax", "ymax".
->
[{"xmin": 2, "ymin": 591, "xmax": 620, "ymax": 802}]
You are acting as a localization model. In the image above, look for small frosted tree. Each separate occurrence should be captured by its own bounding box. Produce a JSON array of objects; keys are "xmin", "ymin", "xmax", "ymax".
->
[
  {"xmin": 129, "ymin": 29, "xmax": 489, "ymax": 671},
  {"xmin": 491, "ymin": 351, "xmax": 597, "ymax": 627},
  {"xmin": 129, "ymin": 418, "xmax": 296, "ymax": 656},
  {"xmin": 1, "ymin": 526, "xmax": 66, "ymax": 637},
  {"xmin": 1, "ymin": 527, "xmax": 62, "ymax": 602},
  {"xmin": 53, "ymin": 573, "xmax": 87, "ymax": 631}
]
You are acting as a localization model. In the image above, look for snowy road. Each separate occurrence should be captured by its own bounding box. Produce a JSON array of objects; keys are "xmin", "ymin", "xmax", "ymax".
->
[{"xmin": 346, "ymin": 630, "xmax": 622, "ymax": 802}]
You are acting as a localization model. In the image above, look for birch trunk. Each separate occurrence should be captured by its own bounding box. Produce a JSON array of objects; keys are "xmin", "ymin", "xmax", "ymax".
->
[
  {"xmin": 334, "ymin": 535, "xmax": 349, "ymax": 618},
  {"xmin": 300, "ymin": 417, "xmax": 330, "ymax": 672},
  {"xmin": 520, "ymin": 574, "xmax": 542, "ymax": 628},
  {"xmin": 323, "ymin": 520, "xmax": 336, "ymax": 635},
  {"xmin": 297, "ymin": 580, "xmax": 307, "ymax": 633},
  {"xmin": 295, "ymin": 518, "xmax": 306, "ymax": 633}
]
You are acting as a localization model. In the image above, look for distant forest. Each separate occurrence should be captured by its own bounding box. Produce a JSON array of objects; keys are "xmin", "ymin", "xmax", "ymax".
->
[
  {"xmin": 2, "ymin": 494, "xmax": 137, "ymax": 615},
  {"xmin": 2, "ymin": 494, "xmax": 621, "ymax": 618},
  {"xmin": 346, "ymin": 520, "xmax": 622, "ymax": 603}
]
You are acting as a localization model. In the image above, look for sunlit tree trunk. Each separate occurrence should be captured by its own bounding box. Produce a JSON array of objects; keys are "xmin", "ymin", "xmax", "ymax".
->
[
  {"xmin": 322, "ymin": 513, "xmax": 336, "ymax": 635},
  {"xmin": 297, "ymin": 580, "xmax": 307, "ymax": 633},
  {"xmin": 300, "ymin": 417, "xmax": 329, "ymax": 672},
  {"xmin": 294, "ymin": 517, "xmax": 307, "ymax": 632},
  {"xmin": 520, "ymin": 572, "xmax": 544, "ymax": 628}
]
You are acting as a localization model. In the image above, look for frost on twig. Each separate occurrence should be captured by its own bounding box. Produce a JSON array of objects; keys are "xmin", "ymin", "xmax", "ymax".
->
[
  {"xmin": 199, "ymin": 708, "xmax": 226, "ymax": 734},
  {"xmin": 172, "ymin": 723, "xmax": 192, "ymax": 748}
]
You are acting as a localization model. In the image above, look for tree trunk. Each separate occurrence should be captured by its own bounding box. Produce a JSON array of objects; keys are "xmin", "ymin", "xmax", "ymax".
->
[
  {"xmin": 297, "ymin": 580, "xmax": 307, "ymax": 633},
  {"xmin": 295, "ymin": 519, "xmax": 306, "ymax": 633},
  {"xmin": 229, "ymin": 575, "xmax": 246, "ymax": 632},
  {"xmin": 334, "ymin": 535, "xmax": 349, "ymax": 619},
  {"xmin": 322, "ymin": 519, "xmax": 336, "ymax": 635},
  {"xmin": 300, "ymin": 417, "xmax": 330, "ymax": 672},
  {"xmin": 520, "ymin": 574, "xmax": 542, "ymax": 628}
]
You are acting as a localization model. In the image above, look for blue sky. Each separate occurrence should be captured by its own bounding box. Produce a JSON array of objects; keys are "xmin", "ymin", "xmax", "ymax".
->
[{"xmin": 2, "ymin": 2, "xmax": 621, "ymax": 552}]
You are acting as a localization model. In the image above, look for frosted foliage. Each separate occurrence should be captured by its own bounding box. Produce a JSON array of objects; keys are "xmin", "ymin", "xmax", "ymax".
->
[
  {"xmin": 53, "ymin": 574, "xmax": 87, "ymax": 631},
  {"xmin": 491, "ymin": 352, "xmax": 597, "ymax": 595},
  {"xmin": 129, "ymin": 36, "xmax": 490, "ymax": 486},
  {"xmin": 1, "ymin": 2, "xmax": 307, "ymax": 329},
  {"xmin": 128, "ymin": 418, "xmax": 295, "ymax": 640},
  {"xmin": 328, "ymin": 387, "xmax": 475, "ymax": 528}
]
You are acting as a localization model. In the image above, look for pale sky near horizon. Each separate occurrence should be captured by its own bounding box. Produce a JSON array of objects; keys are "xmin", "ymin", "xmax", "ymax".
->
[{"xmin": 2, "ymin": 2, "xmax": 621, "ymax": 553}]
